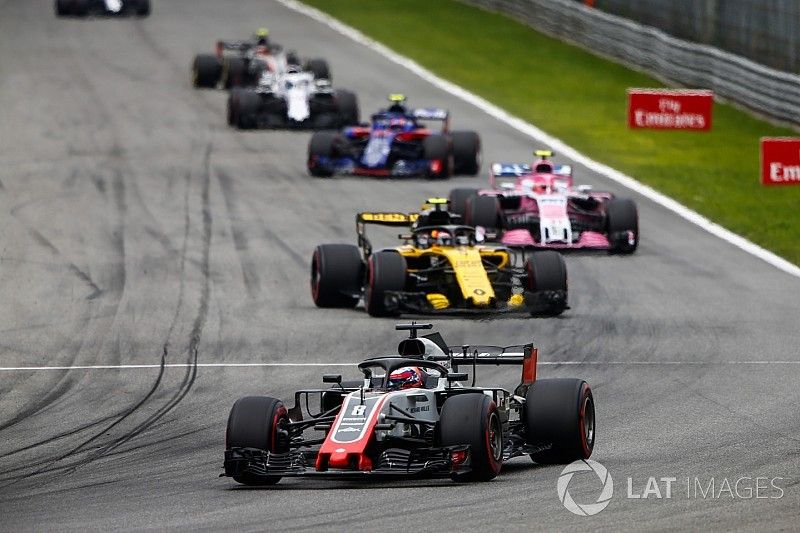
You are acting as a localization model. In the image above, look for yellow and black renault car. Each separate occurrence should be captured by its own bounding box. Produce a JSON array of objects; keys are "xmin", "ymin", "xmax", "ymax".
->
[{"xmin": 310, "ymin": 199, "xmax": 567, "ymax": 317}]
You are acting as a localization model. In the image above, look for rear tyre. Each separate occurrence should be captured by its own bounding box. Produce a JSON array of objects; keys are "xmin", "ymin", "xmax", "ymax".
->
[
  {"xmin": 223, "ymin": 57, "xmax": 247, "ymax": 89},
  {"xmin": 448, "ymin": 188, "xmax": 478, "ymax": 221},
  {"xmin": 310, "ymin": 244, "xmax": 363, "ymax": 308},
  {"xmin": 422, "ymin": 135, "xmax": 452, "ymax": 179},
  {"xmin": 335, "ymin": 89, "xmax": 359, "ymax": 126},
  {"xmin": 72, "ymin": 0, "xmax": 88, "ymax": 15},
  {"xmin": 192, "ymin": 54, "xmax": 222, "ymax": 88},
  {"xmin": 451, "ymin": 131, "xmax": 481, "ymax": 175},
  {"xmin": 606, "ymin": 198, "xmax": 638, "ymax": 254},
  {"xmin": 525, "ymin": 379, "xmax": 594, "ymax": 464},
  {"xmin": 525, "ymin": 251, "xmax": 567, "ymax": 316},
  {"xmin": 364, "ymin": 252, "xmax": 406, "ymax": 317},
  {"xmin": 440, "ymin": 393, "xmax": 502, "ymax": 482},
  {"xmin": 134, "ymin": 0, "xmax": 150, "ymax": 16},
  {"xmin": 306, "ymin": 58, "xmax": 331, "ymax": 80},
  {"xmin": 466, "ymin": 195, "xmax": 501, "ymax": 231},
  {"xmin": 55, "ymin": 0, "xmax": 71, "ymax": 16},
  {"xmin": 226, "ymin": 396, "xmax": 289, "ymax": 485},
  {"xmin": 307, "ymin": 131, "xmax": 341, "ymax": 177},
  {"xmin": 234, "ymin": 90, "xmax": 260, "ymax": 130}
]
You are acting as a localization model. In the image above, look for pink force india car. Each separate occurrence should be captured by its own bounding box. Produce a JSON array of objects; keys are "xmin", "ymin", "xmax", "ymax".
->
[{"xmin": 448, "ymin": 150, "xmax": 639, "ymax": 254}]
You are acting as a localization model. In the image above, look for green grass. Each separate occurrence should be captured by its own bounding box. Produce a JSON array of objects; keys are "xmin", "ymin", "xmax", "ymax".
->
[{"xmin": 304, "ymin": 0, "xmax": 800, "ymax": 265}]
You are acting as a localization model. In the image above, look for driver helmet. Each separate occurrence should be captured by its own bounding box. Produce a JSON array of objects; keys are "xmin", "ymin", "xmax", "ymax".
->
[
  {"xmin": 387, "ymin": 93, "xmax": 408, "ymax": 114},
  {"xmin": 254, "ymin": 27, "xmax": 270, "ymax": 46},
  {"xmin": 387, "ymin": 366, "xmax": 425, "ymax": 390}
]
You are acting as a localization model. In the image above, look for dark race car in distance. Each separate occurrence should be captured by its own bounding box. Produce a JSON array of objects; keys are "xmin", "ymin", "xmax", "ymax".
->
[
  {"xmin": 222, "ymin": 323, "xmax": 596, "ymax": 485},
  {"xmin": 307, "ymin": 94, "xmax": 480, "ymax": 179},
  {"xmin": 55, "ymin": 0, "xmax": 150, "ymax": 16}
]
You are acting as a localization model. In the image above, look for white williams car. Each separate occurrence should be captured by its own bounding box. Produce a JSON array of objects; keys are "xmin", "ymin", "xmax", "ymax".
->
[{"xmin": 227, "ymin": 67, "xmax": 359, "ymax": 130}]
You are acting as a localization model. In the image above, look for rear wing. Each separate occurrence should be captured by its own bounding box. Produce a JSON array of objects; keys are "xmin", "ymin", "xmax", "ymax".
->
[
  {"xmin": 215, "ymin": 40, "xmax": 252, "ymax": 57},
  {"xmin": 394, "ymin": 323, "xmax": 538, "ymax": 394},
  {"xmin": 355, "ymin": 212, "xmax": 419, "ymax": 257},
  {"xmin": 412, "ymin": 108, "xmax": 450, "ymax": 132}
]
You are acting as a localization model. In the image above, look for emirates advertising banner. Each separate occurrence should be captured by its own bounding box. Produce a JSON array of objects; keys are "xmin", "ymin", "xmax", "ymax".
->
[
  {"xmin": 628, "ymin": 89, "xmax": 713, "ymax": 131},
  {"xmin": 761, "ymin": 138, "xmax": 800, "ymax": 186}
]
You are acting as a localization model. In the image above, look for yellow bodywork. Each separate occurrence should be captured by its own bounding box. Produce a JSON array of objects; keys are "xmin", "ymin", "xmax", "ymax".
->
[{"xmin": 397, "ymin": 244, "xmax": 509, "ymax": 308}]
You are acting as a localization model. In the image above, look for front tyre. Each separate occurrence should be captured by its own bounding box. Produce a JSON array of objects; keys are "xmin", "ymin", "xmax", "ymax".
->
[
  {"xmin": 525, "ymin": 379, "xmax": 594, "ymax": 463},
  {"xmin": 606, "ymin": 198, "xmax": 638, "ymax": 254},
  {"xmin": 310, "ymin": 244, "xmax": 363, "ymax": 308},
  {"xmin": 440, "ymin": 393, "xmax": 503, "ymax": 482},
  {"xmin": 226, "ymin": 396, "xmax": 289, "ymax": 485}
]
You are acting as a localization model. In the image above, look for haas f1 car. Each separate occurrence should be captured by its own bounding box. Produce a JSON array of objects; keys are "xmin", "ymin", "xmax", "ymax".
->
[
  {"xmin": 223, "ymin": 323, "xmax": 596, "ymax": 484},
  {"xmin": 449, "ymin": 150, "xmax": 639, "ymax": 253},
  {"xmin": 311, "ymin": 199, "xmax": 568, "ymax": 316},
  {"xmin": 307, "ymin": 94, "xmax": 480, "ymax": 179},
  {"xmin": 192, "ymin": 29, "xmax": 330, "ymax": 90},
  {"xmin": 55, "ymin": 0, "xmax": 150, "ymax": 16},
  {"xmin": 227, "ymin": 68, "xmax": 358, "ymax": 130}
]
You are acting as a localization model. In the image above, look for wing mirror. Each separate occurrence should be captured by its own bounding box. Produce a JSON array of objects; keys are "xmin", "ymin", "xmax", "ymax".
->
[
  {"xmin": 447, "ymin": 372, "xmax": 468, "ymax": 383},
  {"xmin": 322, "ymin": 374, "xmax": 342, "ymax": 384},
  {"xmin": 577, "ymin": 184, "xmax": 593, "ymax": 193}
]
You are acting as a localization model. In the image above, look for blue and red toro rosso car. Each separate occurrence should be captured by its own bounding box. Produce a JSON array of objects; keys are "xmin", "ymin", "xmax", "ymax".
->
[
  {"xmin": 222, "ymin": 323, "xmax": 595, "ymax": 485},
  {"xmin": 307, "ymin": 94, "xmax": 481, "ymax": 179}
]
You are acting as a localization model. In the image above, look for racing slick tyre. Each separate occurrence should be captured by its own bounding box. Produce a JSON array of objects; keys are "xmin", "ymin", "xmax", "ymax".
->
[
  {"xmin": 440, "ymin": 393, "xmax": 503, "ymax": 482},
  {"xmin": 71, "ymin": 0, "xmax": 88, "ymax": 15},
  {"xmin": 335, "ymin": 89, "xmax": 360, "ymax": 126},
  {"xmin": 525, "ymin": 379, "xmax": 594, "ymax": 464},
  {"xmin": 192, "ymin": 54, "xmax": 222, "ymax": 89},
  {"xmin": 223, "ymin": 57, "xmax": 247, "ymax": 89},
  {"xmin": 525, "ymin": 251, "xmax": 567, "ymax": 316},
  {"xmin": 451, "ymin": 131, "xmax": 481, "ymax": 176},
  {"xmin": 466, "ymin": 195, "xmax": 501, "ymax": 231},
  {"xmin": 310, "ymin": 244, "xmax": 362, "ymax": 308},
  {"xmin": 307, "ymin": 131, "xmax": 341, "ymax": 177},
  {"xmin": 226, "ymin": 396, "xmax": 290, "ymax": 485},
  {"xmin": 55, "ymin": 0, "xmax": 72, "ymax": 15},
  {"xmin": 226, "ymin": 88, "xmax": 243, "ymax": 126},
  {"xmin": 233, "ymin": 90, "xmax": 260, "ymax": 130},
  {"xmin": 364, "ymin": 252, "xmax": 406, "ymax": 317},
  {"xmin": 131, "ymin": 0, "xmax": 150, "ymax": 16},
  {"xmin": 306, "ymin": 58, "xmax": 331, "ymax": 81},
  {"xmin": 448, "ymin": 188, "xmax": 479, "ymax": 221},
  {"xmin": 606, "ymin": 198, "xmax": 638, "ymax": 254},
  {"xmin": 423, "ymin": 135, "xmax": 452, "ymax": 179}
]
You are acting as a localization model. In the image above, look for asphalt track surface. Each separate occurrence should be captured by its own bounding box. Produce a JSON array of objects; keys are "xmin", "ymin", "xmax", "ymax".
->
[{"xmin": 0, "ymin": 0, "xmax": 798, "ymax": 530}]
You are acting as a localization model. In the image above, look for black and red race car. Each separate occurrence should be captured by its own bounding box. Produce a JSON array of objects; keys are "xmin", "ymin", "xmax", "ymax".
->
[
  {"xmin": 55, "ymin": 0, "xmax": 150, "ymax": 17},
  {"xmin": 222, "ymin": 323, "xmax": 595, "ymax": 484}
]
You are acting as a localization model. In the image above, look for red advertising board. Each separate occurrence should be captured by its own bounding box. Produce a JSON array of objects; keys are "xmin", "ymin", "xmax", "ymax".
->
[
  {"xmin": 761, "ymin": 137, "xmax": 800, "ymax": 186},
  {"xmin": 628, "ymin": 89, "xmax": 713, "ymax": 131}
]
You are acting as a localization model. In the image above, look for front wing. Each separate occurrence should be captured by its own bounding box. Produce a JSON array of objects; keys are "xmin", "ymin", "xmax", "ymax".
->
[{"xmin": 223, "ymin": 445, "xmax": 471, "ymax": 479}]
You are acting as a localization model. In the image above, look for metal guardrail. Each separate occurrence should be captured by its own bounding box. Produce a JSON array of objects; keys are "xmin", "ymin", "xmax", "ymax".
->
[{"xmin": 461, "ymin": 0, "xmax": 800, "ymax": 127}]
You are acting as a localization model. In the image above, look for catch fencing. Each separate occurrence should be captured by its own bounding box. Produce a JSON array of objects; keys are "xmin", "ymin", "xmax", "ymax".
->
[{"xmin": 461, "ymin": 0, "xmax": 800, "ymax": 127}]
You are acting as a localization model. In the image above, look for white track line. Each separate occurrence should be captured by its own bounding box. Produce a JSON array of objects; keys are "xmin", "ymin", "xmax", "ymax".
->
[
  {"xmin": 278, "ymin": 0, "xmax": 800, "ymax": 280},
  {"xmin": 1, "ymin": 361, "xmax": 798, "ymax": 371}
]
